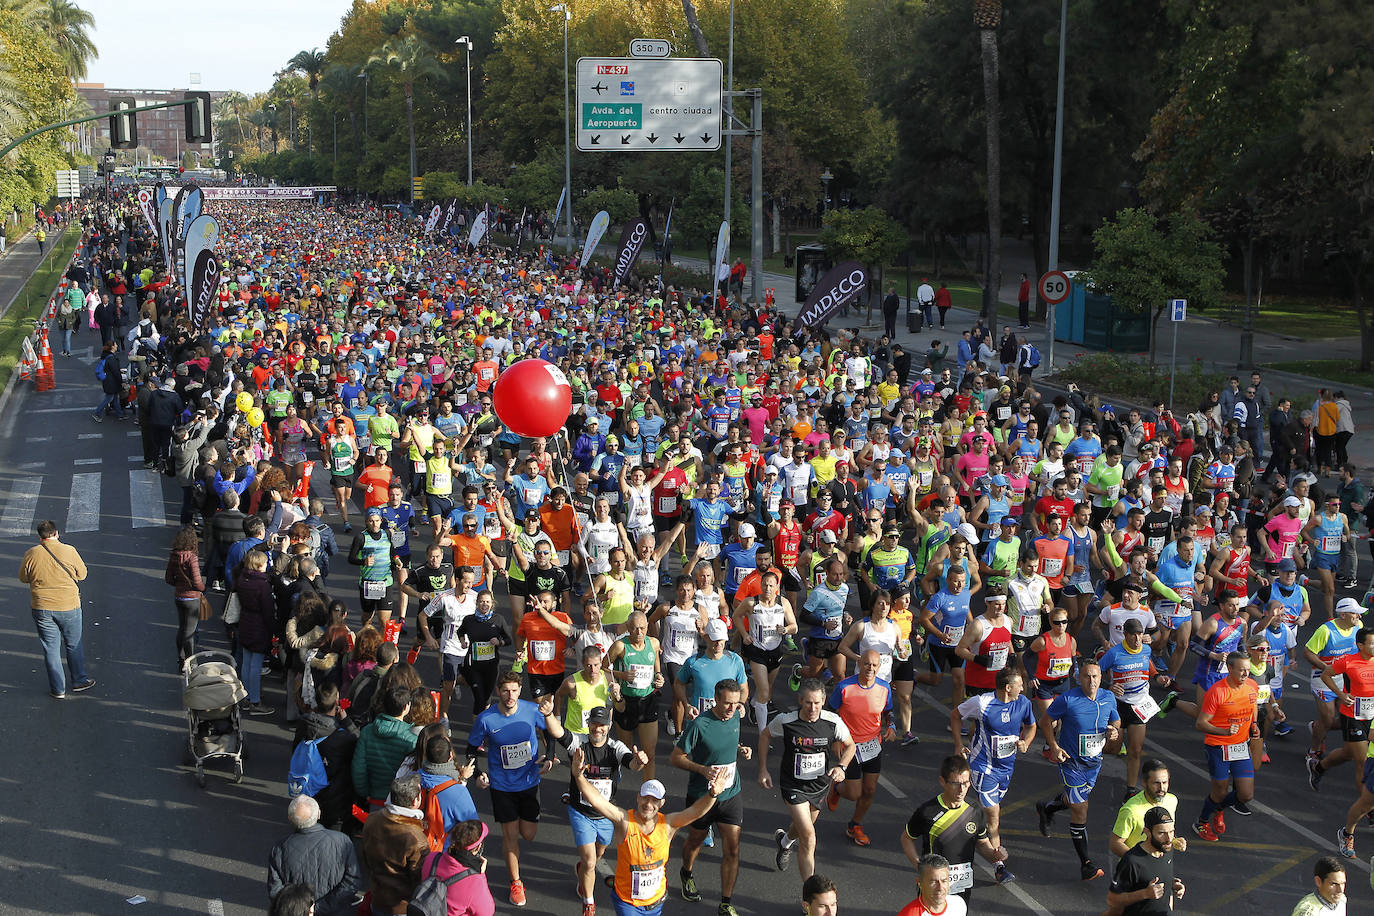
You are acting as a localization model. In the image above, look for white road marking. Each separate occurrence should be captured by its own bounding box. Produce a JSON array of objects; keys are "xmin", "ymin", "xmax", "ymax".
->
[
  {"xmin": 876, "ymin": 773, "xmax": 907, "ymax": 799},
  {"xmin": 78, "ymin": 433, "xmax": 101, "ymax": 440},
  {"xmin": 74, "ymin": 458, "xmax": 101, "ymax": 466},
  {"xmin": 0, "ymin": 476, "xmax": 41, "ymax": 537},
  {"xmin": 26, "ymin": 436, "xmax": 51, "ymax": 442},
  {"xmin": 28, "ymin": 406, "xmax": 104, "ymax": 414},
  {"xmin": 66, "ymin": 472, "xmax": 100, "ymax": 532},
  {"xmin": 127, "ymin": 431, "xmax": 140, "ymax": 437},
  {"xmin": 129, "ymin": 468, "xmax": 166, "ymax": 528},
  {"xmin": 207, "ymin": 900, "xmax": 224, "ymax": 916}
]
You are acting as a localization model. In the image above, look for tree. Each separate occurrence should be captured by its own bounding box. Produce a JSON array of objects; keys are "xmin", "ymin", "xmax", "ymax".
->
[
  {"xmin": 1083, "ymin": 208, "xmax": 1223, "ymax": 366},
  {"xmin": 39, "ymin": 0, "xmax": 96, "ymax": 82},
  {"xmin": 818, "ymin": 206, "xmax": 910, "ymax": 313},
  {"xmin": 974, "ymin": 0, "xmax": 1002, "ymax": 343},
  {"xmin": 286, "ymin": 47, "xmax": 326, "ymax": 156},
  {"xmin": 368, "ymin": 33, "xmax": 443, "ymax": 202},
  {"xmin": 580, "ymin": 186, "xmax": 637, "ymax": 225}
]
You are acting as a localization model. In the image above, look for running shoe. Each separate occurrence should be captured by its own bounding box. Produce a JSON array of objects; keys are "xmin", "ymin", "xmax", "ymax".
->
[
  {"xmin": 582, "ymin": 904, "xmax": 595, "ymax": 916},
  {"xmin": 774, "ymin": 828, "xmax": 793, "ymax": 871},
  {"xmin": 1308, "ymin": 756, "xmax": 1324, "ymax": 791},
  {"xmin": 71, "ymin": 678, "xmax": 95, "ymax": 692},
  {"xmin": 995, "ymin": 862, "xmax": 1015, "ymax": 884},
  {"xmin": 1080, "ymin": 860, "xmax": 1103, "ymax": 881},
  {"xmin": 718, "ymin": 904, "xmax": 738, "ymax": 916},
  {"xmin": 789, "ymin": 663, "xmax": 803, "ymax": 692},
  {"xmin": 1192, "ymin": 821, "xmax": 1220, "ymax": 842},
  {"xmin": 680, "ymin": 874, "xmax": 701, "ymax": 902},
  {"xmin": 900, "ymin": 731, "xmax": 921, "ymax": 747},
  {"xmin": 703, "ymin": 826, "xmax": 715, "ymax": 848},
  {"xmin": 1158, "ymin": 691, "xmax": 1178, "ymax": 718},
  {"xmin": 1338, "ymin": 828, "xmax": 1355, "ymax": 858},
  {"xmin": 248, "ymin": 703, "xmax": 275, "ymax": 716},
  {"xmin": 1261, "ymin": 751, "xmax": 1271, "ymax": 764},
  {"xmin": 845, "ymin": 822, "xmax": 871, "ymax": 847},
  {"xmin": 509, "ymin": 881, "xmax": 526, "ymax": 907},
  {"xmin": 826, "ymin": 784, "xmax": 840, "ymax": 811},
  {"xmin": 1272, "ymin": 721, "xmax": 1293, "ymax": 737},
  {"xmin": 1229, "ymin": 800, "xmax": 1253, "ymax": 816},
  {"xmin": 1211, "ymin": 811, "xmax": 1227, "ymax": 836},
  {"xmin": 1036, "ymin": 801, "xmax": 1054, "ymax": 837}
]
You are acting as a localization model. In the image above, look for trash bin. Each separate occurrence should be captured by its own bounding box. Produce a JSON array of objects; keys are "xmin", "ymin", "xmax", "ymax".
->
[{"xmin": 907, "ymin": 302, "xmax": 921, "ymax": 334}]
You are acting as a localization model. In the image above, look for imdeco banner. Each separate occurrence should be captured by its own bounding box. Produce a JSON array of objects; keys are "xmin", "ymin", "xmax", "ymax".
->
[{"xmin": 795, "ymin": 261, "xmax": 868, "ymax": 330}]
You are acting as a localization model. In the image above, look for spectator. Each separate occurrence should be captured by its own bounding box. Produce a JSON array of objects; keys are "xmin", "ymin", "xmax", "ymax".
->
[
  {"xmin": 269, "ymin": 884, "xmax": 316, "ymax": 916},
  {"xmin": 352, "ymin": 685, "xmax": 418, "ymax": 809},
  {"xmin": 359, "ymin": 774, "xmax": 429, "ymax": 915},
  {"xmin": 419, "ymin": 819, "xmax": 495, "ymax": 916},
  {"xmin": 18, "ymin": 519, "xmax": 94, "ymax": 699},
  {"xmin": 267, "ymin": 796, "xmax": 361, "ymax": 916},
  {"xmin": 294, "ymin": 681, "xmax": 361, "ymax": 833},
  {"xmin": 418, "ymin": 734, "xmax": 480, "ymax": 836}
]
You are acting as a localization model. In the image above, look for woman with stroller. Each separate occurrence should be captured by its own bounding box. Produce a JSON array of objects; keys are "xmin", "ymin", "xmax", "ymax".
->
[
  {"xmin": 165, "ymin": 525, "xmax": 206, "ymax": 669},
  {"xmin": 236, "ymin": 550, "xmax": 277, "ymax": 716}
]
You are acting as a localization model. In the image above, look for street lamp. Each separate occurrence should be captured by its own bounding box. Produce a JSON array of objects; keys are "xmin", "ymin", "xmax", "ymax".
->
[
  {"xmin": 357, "ymin": 71, "xmax": 368, "ymax": 145},
  {"xmin": 820, "ymin": 168, "xmax": 833, "ymax": 215},
  {"xmin": 550, "ymin": 3, "xmax": 572, "ymax": 253},
  {"xmin": 456, "ymin": 36, "xmax": 474, "ymax": 186}
]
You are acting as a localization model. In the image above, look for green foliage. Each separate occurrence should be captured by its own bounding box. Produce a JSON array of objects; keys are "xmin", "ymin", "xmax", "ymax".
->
[
  {"xmin": 1084, "ymin": 208, "xmax": 1223, "ymax": 316},
  {"xmin": 673, "ymin": 164, "xmax": 742, "ymax": 251},
  {"xmin": 1053, "ymin": 352, "xmax": 1228, "ymax": 414},
  {"xmin": 819, "ymin": 206, "xmax": 908, "ymax": 270},
  {"xmin": 580, "ymin": 187, "xmax": 637, "ymax": 225}
]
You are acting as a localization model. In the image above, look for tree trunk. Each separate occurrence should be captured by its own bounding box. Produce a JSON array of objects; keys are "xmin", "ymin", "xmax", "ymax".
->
[
  {"xmin": 680, "ymin": 0, "xmax": 711, "ymax": 56},
  {"xmin": 1149, "ymin": 303, "xmax": 1164, "ymax": 368},
  {"xmin": 980, "ymin": 27, "xmax": 1001, "ymax": 347},
  {"xmin": 406, "ymin": 90, "xmax": 416, "ymax": 202}
]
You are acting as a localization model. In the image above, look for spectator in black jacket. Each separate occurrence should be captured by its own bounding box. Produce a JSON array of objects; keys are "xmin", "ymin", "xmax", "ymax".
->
[
  {"xmin": 146, "ymin": 380, "xmax": 185, "ymax": 471},
  {"xmin": 294, "ymin": 681, "xmax": 361, "ymax": 833},
  {"xmin": 267, "ymin": 794, "xmax": 361, "ymax": 915},
  {"xmin": 1264, "ymin": 399, "xmax": 1297, "ymax": 480},
  {"xmin": 91, "ymin": 342, "xmax": 126, "ymax": 421}
]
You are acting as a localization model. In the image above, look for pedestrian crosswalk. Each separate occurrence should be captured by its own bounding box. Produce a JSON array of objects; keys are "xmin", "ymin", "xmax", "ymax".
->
[{"xmin": 0, "ymin": 466, "xmax": 171, "ymax": 537}]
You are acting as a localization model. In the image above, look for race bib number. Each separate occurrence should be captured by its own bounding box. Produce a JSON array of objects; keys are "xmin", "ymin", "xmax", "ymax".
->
[
  {"xmin": 1079, "ymin": 732, "xmax": 1105, "ymax": 758},
  {"xmin": 1256, "ymin": 685, "xmax": 1272, "ymax": 705},
  {"xmin": 332, "ymin": 455, "xmax": 352, "ymax": 472},
  {"xmin": 997, "ymin": 406, "xmax": 1011, "ymax": 421},
  {"xmin": 500, "ymin": 741, "xmax": 533, "ymax": 769},
  {"xmin": 472, "ymin": 641, "xmax": 496, "ymax": 662},
  {"xmin": 431, "ymin": 471, "xmax": 450, "ymax": 491},
  {"xmin": 856, "ymin": 737, "xmax": 882, "ymax": 763},
  {"xmin": 698, "ymin": 697, "xmax": 715, "ymax": 714},
  {"xmin": 362, "ymin": 579, "xmax": 386, "ymax": 600},
  {"xmin": 794, "ymin": 751, "xmax": 826, "ymax": 780},
  {"xmin": 1048, "ymin": 656, "xmax": 1073, "ymax": 678},
  {"xmin": 943, "ymin": 626, "xmax": 965, "ymax": 646},
  {"xmin": 993, "ymin": 734, "xmax": 1019, "ymax": 759},
  {"xmin": 657, "ymin": 496, "xmax": 676, "ymax": 514},
  {"xmin": 1042, "ymin": 557, "xmax": 1063, "ymax": 577},
  {"xmin": 712, "ymin": 761, "xmax": 737, "ymax": 784},
  {"xmin": 699, "ymin": 543, "xmax": 720, "ymax": 560},
  {"xmin": 1356, "ymin": 696, "xmax": 1374, "ymax": 720},
  {"xmin": 556, "ymin": 549, "xmax": 571, "ymax": 566},
  {"xmin": 389, "ymin": 529, "xmax": 406, "ymax": 548},
  {"xmin": 671, "ymin": 628, "xmax": 696, "ymax": 650},
  {"xmin": 586, "ymin": 777, "xmax": 613, "ymax": 800},
  {"xmin": 1321, "ymin": 535, "xmax": 1342, "ymax": 553},
  {"xmin": 631, "ymin": 865, "xmax": 664, "ymax": 901},
  {"xmin": 1128, "ymin": 693, "xmax": 1160, "ymax": 723},
  {"xmin": 630, "ymin": 664, "xmax": 654, "ymax": 690},
  {"xmin": 530, "ymin": 640, "xmax": 557, "ymax": 662},
  {"xmin": 824, "ymin": 617, "xmax": 843, "ymax": 637},
  {"xmin": 896, "ymin": 637, "xmax": 913, "ymax": 661},
  {"xmin": 1223, "ymin": 741, "xmax": 1250, "ymax": 762},
  {"xmin": 1014, "ymin": 612, "xmax": 1041, "ymax": 637},
  {"xmin": 948, "ymin": 861, "xmax": 973, "ymax": 894},
  {"xmin": 986, "ymin": 648, "xmax": 1009, "ymax": 671}
]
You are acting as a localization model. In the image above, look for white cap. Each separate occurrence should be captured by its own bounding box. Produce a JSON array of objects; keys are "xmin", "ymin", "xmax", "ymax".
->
[
  {"xmin": 705, "ymin": 618, "xmax": 729, "ymax": 641},
  {"xmin": 1336, "ymin": 597, "xmax": 1364, "ymax": 616},
  {"xmin": 957, "ymin": 522, "xmax": 979, "ymax": 545},
  {"xmin": 737, "ymin": 523, "xmax": 756, "ymax": 539},
  {"xmin": 638, "ymin": 779, "xmax": 666, "ymax": 800},
  {"xmin": 1283, "ymin": 496, "xmax": 1301, "ymax": 508}
]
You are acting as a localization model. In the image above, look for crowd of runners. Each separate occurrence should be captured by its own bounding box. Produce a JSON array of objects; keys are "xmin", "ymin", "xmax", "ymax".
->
[{"xmin": 59, "ymin": 189, "xmax": 1372, "ymax": 916}]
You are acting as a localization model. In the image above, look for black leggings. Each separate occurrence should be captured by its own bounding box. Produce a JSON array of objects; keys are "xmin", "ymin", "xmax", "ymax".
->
[
  {"xmin": 175, "ymin": 597, "xmax": 200, "ymax": 664},
  {"xmin": 460, "ymin": 660, "xmax": 498, "ymax": 713}
]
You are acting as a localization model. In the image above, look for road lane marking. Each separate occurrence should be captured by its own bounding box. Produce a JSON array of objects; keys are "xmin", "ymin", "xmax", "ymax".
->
[
  {"xmin": 129, "ymin": 468, "xmax": 166, "ymax": 528},
  {"xmin": 78, "ymin": 433, "xmax": 101, "ymax": 440},
  {"xmin": 0, "ymin": 476, "xmax": 40, "ymax": 537},
  {"xmin": 66, "ymin": 472, "xmax": 99, "ymax": 532},
  {"xmin": 877, "ymin": 773, "xmax": 907, "ymax": 799},
  {"xmin": 1204, "ymin": 848, "xmax": 1310, "ymax": 912},
  {"xmin": 74, "ymin": 458, "xmax": 101, "ymax": 466}
]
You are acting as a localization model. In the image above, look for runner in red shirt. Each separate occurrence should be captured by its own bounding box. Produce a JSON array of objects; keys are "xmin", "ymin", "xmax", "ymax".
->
[{"xmin": 1033, "ymin": 477, "xmax": 1076, "ymax": 536}]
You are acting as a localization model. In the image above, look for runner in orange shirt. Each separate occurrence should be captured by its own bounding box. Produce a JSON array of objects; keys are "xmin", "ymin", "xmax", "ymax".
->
[
  {"xmin": 1317, "ymin": 627, "xmax": 1374, "ymax": 809},
  {"xmin": 1190, "ymin": 651, "xmax": 1259, "ymax": 842},
  {"xmin": 356, "ymin": 449, "xmax": 394, "ymax": 513},
  {"xmin": 540, "ymin": 487, "xmax": 582, "ymax": 581},
  {"xmin": 517, "ymin": 589, "xmax": 573, "ymax": 701}
]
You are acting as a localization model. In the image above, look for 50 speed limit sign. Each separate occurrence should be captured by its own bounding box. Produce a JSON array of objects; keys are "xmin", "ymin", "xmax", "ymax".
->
[{"xmin": 1039, "ymin": 270, "xmax": 1071, "ymax": 304}]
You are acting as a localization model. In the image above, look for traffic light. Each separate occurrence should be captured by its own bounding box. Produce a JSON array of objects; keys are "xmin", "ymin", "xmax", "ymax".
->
[
  {"xmin": 109, "ymin": 96, "xmax": 137, "ymax": 149},
  {"xmin": 184, "ymin": 90, "xmax": 212, "ymax": 143}
]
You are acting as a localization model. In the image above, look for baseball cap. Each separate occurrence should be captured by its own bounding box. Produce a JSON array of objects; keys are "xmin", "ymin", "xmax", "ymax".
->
[
  {"xmin": 765, "ymin": 466, "xmax": 778, "ymax": 476},
  {"xmin": 705, "ymin": 618, "xmax": 729, "ymax": 641},
  {"xmin": 1122, "ymin": 578, "xmax": 1148, "ymax": 594},
  {"xmin": 1336, "ymin": 597, "xmax": 1364, "ymax": 616},
  {"xmin": 638, "ymin": 779, "xmax": 667, "ymax": 800},
  {"xmin": 990, "ymin": 474, "xmax": 1009, "ymax": 487},
  {"xmin": 957, "ymin": 522, "xmax": 979, "ymax": 545},
  {"xmin": 1143, "ymin": 807, "xmax": 1174, "ymax": 830},
  {"xmin": 821, "ymin": 529, "xmax": 839, "ymax": 543},
  {"xmin": 1277, "ymin": 558, "xmax": 1297, "ymax": 572},
  {"xmin": 1283, "ymin": 496, "xmax": 1301, "ymax": 508},
  {"xmin": 737, "ymin": 523, "xmax": 756, "ymax": 539},
  {"xmin": 586, "ymin": 706, "xmax": 613, "ymax": 726}
]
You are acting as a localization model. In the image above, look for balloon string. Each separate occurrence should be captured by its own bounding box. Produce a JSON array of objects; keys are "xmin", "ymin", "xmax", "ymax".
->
[{"xmin": 548, "ymin": 430, "xmax": 599, "ymax": 602}]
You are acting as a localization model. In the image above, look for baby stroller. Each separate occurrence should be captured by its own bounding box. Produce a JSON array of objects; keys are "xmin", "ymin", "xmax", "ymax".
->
[{"xmin": 182, "ymin": 650, "xmax": 247, "ymax": 787}]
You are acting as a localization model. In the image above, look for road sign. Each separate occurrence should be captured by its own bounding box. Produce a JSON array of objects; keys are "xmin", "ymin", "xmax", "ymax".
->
[
  {"xmin": 1170, "ymin": 298, "xmax": 1187, "ymax": 321},
  {"xmin": 576, "ymin": 57, "xmax": 721, "ymax": 152},
  {"xmin": 630, "ymin": 39, "xmax": 671, "ymax": 59},
  {"xmin": 55, "ymin": 169, "xmax": 80, "ymax": 199},
  {"xmin": 412, "ymin": 176, "xmax": 424, "ymax": 199},
  {"xmin": 1039, "ymin": 270, "xmax": 1071, "ymax": 304}
]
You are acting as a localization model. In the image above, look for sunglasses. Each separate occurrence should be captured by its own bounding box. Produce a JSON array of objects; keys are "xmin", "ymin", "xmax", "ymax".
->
[{"xmin": 1051, "ymin": 619, "xmax": 1070, "ymax": 626}]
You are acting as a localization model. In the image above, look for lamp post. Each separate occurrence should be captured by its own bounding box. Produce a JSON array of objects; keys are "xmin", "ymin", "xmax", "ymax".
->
[
  {"xmin": 357, "ymin": 71, "xmax": 368, "ymax": 145},
  {"xmin": 456, "ymin": 36, "xmax": 474, "ymax": 186},
  {"xmin": 1046, "ymin": 0, "xmax": 1067, "ymax": 370},
  {"xmin": 551, "ymin": 4, "xmax": 572, "ymax": 253},
  {"xmin": 820, "ymin": 168, "xmax": 833, "ymax": 216}
]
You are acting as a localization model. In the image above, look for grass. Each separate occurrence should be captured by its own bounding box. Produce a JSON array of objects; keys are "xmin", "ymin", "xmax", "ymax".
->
[
  {"xmin": 0, "ymin": 227, "xmax": 77, "ymax": 396},
  {"xmin": 1207, "ymin": 292, "xmax": 1361, "ymax": 339},
  {"xmin": 1263, "ymin": 360, "xmax": 1374, "ymax": 391}
]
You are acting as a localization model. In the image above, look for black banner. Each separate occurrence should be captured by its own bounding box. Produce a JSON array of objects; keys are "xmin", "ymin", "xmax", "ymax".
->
[
  {"xmin": 154, "ymin": 181, "xmax": 168, "ymax": 251},
  {"xmin": 795, "ymin": 261, "xmax": 869, "ymax": 330},
  {"xmin": 190, "ymin": 249, "xmax": 221, "ymax": 332},
  {"xmin": 611, "ymin": 217, "xmax": 650, "ymax": 289},
  {"xmin": 440, "ymin": 199, "xmax": 457, "ymax": 237}
]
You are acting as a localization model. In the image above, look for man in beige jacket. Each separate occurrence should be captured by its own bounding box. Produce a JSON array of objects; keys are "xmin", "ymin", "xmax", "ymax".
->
[{"xmin": 18, "ymin": 519, "xmax": 94, "ymax": 698}]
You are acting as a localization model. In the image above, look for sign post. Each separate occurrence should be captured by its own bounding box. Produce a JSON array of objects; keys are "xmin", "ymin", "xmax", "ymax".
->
[
  {"xmin": 575, "ymin": 57, "xmax": 722, "ymax": 152},
  {"xmin": 1039, "ymin": 270, "xmax": 1071, "ymax": 371},
  {"xmin": 1168, "ymin": 298, "xmax": 1187, "ymax": 407}
]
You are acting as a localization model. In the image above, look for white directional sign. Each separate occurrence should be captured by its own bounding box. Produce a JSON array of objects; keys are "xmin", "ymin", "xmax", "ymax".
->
[
  {"xmin": 629, "ymin": 39, "xmax": 671, "ymax": 59},
  {"xmin": 55, "ymin": 169, "xmax": 80, "ymax": 199},
  {"xmin": 1170, "ymin": 298, "xmax": 1187, "ymax": 321},
  {"xmin": 576, "ymin": 57, "xmax": 722, "ymax": 152}
]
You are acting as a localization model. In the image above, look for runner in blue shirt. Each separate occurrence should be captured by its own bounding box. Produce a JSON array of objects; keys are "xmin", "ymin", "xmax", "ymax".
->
[
  {"xmin": 918, "ymin": 566, "xmax": 974, "ymax": 701},
  {"xmin": 689, "ymin": 481, "xmax": 732, "ymax": 567},
  {"xmin": 720, "ymin": 523, "xmax": 761, "ymax": 601},
  {"xmin": 1034, "ymin": 660, "xmax": 1120, "ymax": 881},
  {"xmin": 676, "ymin": 618, "xmax": 749, "ymax": 712},
  {"xmin": 508, "ymin": 456, "xmax": 551, "ymax": 519},
  {"xmin": 952, "ymin": 667, "xmax": 1036, "ymax": 884}
]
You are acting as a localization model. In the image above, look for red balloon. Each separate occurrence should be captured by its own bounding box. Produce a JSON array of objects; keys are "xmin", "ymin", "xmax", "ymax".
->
[{"xmin": 492, "ymin": 359, "xmax": 573, "ymax": 438}]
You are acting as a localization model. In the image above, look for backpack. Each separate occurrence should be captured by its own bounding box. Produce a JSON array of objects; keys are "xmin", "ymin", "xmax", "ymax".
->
[
  {"xmin": 286, "ymin": 736, "xmax": 329, "ymax": 798},
  {"xmin": 308, "ymin": 522, "xmax": 328, "ymax": 564},
  {"xmin": 94, "ymin": 358, "xmax": 106, "ymax": 382},
  {"xmin": 420, "ymin": 778, "xmax": 459, "ymax": 852},
  {"xmin": 1025, "ymin": 344, "xmax": 1041, "ymax": 368},
  {"xmin": 406, "ymin": 853, "xmax": 475, "ymax": 916}
]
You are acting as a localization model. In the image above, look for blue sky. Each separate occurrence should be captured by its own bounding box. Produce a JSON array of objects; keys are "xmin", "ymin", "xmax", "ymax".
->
[{"xmin": 80, "ymin": 0, "xmax": 348, "ymax": 93}]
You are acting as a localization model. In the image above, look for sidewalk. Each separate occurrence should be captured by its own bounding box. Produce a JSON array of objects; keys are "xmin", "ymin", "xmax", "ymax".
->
[{"xmin": 0, "ymin": 223, "xmax": 72, "ymax": 320}]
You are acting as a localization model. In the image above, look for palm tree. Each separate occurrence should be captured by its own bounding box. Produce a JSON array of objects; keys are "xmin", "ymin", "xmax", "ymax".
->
[
  {"xmin": 319, "ymin": 63, "xmax": 360, "ymax": 169},
  {"xmin": 974, "ymin": 0, "xmax": 1002, "ymax": 343},
  {"xmin": 0, "ymin": 57, "xmax": 28, "ymax": 152},
  {"xmin": 368, "ymin": 34, "xmax": 443, "ymax": 203},
  {"xmin": 286, "ymin": 48, "xmax": 326, "ymax": 156},
  {"xmin": 39, "ymin": 0, "xmax": 98, "ymax": 82}
]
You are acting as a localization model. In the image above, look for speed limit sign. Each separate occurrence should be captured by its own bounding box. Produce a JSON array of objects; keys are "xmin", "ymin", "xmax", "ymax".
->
[{"xmin": 1039, "ymin": 270, "xmax": 1071, "ymax": 304}]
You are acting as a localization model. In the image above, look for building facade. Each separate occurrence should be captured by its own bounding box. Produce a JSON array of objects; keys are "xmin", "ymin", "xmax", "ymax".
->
[{"xmin": 75, "ymin": 84, "xmax": 225, "ymax": 163}]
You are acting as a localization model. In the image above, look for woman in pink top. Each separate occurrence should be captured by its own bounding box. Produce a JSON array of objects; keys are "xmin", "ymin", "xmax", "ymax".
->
[{"xmin": 421, "ymin": 819, "xmax": 495, "ymax": 916}]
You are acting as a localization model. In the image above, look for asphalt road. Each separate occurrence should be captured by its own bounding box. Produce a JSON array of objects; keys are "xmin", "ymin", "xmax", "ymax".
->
[{"xmin": 0, "ymin": 348, "xmax": 1370, "ymax": 916}]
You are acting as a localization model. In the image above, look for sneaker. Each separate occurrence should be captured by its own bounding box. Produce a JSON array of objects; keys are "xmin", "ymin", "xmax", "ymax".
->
[
  {"xmin": 1261, "ymin": 751, "xmax": 1272, "ymax": 764},
  {"xmin": 666, "ymin": 720, "xmax": 678, "ymax": 738},
  {"xmin": 1158, "ymin": 691, "xmax": 1178, "ymax": 718},
  {"xmin": 1229, "ymin": 800, "xmax": 1253, "ymax": 816},
  {"xmin": 343, "ymin": 522, "xmax": 352, "ymax": 533},
  {"xmin": 509, "ymin": 879, "xmax": 526, "ymax": 907},
  {"xmin": 1308, "ymin": 756, "xmax": 1324, "ymax": 791},
  {"xmin": 1036, "ymin": 801, "xmax": 1054, "ymax": 837},
  {"xmin": 995, "ymin": 862, "xmax": 1015, "ymax": 884},
  {"xmin": 582, "ymin": 904, "xmax": 595, "ymax": 916},
  {"xmin": 789, "ymin": 663, "xmax": 803, "ymax": 692},
  {"xmin": 50, "ymin": 691, "xmax": 65, "ymax": 700},
  {"xmin": 1338, "ymin": 828, "xmax": 1355, "ymax": 858},
  {"xmin": 248, "ymin": 703, "xmax": 275, "ymax": 716},
  {"xmin": 703, "ymin": 826, "xmax": 715, "ymax": 848},
  {"xmin": 71, "ymin": 678, "xmax": 95, "ymax": 692},
  {"xmin": 680, "ymin": 874, "xmax": 701, "ymax": 902},
  {"xmin": 1192, "ymin": 821, "xmax": 1220, "ymax": 842},
  {"xmin": 900, "ymin": 731, "xmax": 921, "ymax": 747},
  {"xmin": 1080, "ymin": 860, "xmax": 1103, "ymax": 881},
  {"xmin": 1273, "ymin": 721, "xmax": 1293, "ymax": 737},
  {"xmin": 826, "ymin": 784, "xmax": 840, "ymax": 812},
  {"xmin": 1211, "ymin": 811, "xmax": 1227, "ymax": 836},
  {"xmin": 91, "ymin": 414, "xmax": 102, "ymax": 423},
  {"xmin": 774, "ymin": 828, "xmax": 793, "ymax": 871},
  {"xmin": 846, "ymin": 822, "xmax": 871, "ymax": 847},
  {"xmin": 718, "ymin": 904, "xmax": 738, "ymax": 916}
]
